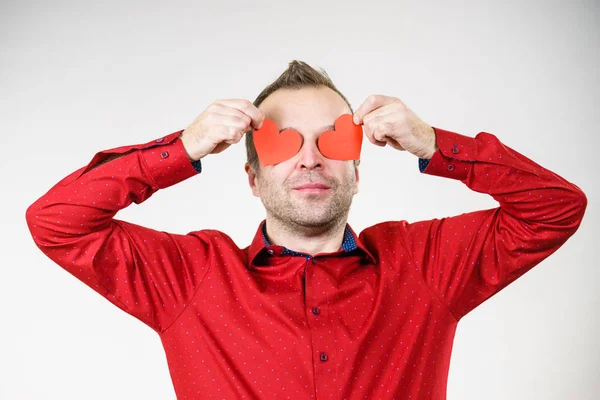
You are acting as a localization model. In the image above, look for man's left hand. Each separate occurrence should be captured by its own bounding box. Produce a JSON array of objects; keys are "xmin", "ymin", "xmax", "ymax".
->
[{"xmin": 353, "ymin": 94, "xmax": 439, "ymax": 159}]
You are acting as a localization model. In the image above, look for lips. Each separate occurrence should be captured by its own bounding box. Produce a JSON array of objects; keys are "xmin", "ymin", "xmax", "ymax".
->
[{"xmin": 293, "ymin": 183, "xmax": 330, "ymax": 190}]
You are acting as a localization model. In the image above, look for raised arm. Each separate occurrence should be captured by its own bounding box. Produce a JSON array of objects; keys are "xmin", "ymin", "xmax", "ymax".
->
[
  {"xmin": 25, "ymin": 130, "xmax": 212, "ymax": 333},
  {"xmin": 402, "ymin": 126, "xmax": 587, "ymax": 321},
  {"xmin": 351, "ymin": 94, "xmax": 587, "ymax": 321},
  {"xmin": 25, "ymin": 99, "xmax": 265, "ymax": 333}
]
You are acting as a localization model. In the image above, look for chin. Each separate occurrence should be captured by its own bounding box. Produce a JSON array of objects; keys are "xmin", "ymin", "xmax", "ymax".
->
[{"xmin": 293, "ymin": 211, "xmax": 336, "ymax": 227}]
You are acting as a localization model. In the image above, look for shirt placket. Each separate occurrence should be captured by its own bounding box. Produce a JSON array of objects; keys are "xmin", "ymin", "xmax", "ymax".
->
[{"xmin": 305, "ymin": 255, "xmax": 338, "ymax": 399}]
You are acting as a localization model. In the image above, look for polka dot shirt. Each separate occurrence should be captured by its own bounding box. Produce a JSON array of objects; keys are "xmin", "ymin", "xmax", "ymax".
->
[{"xmin": 25, "ymin": 126, "xmax": 587, "ymax": 399}]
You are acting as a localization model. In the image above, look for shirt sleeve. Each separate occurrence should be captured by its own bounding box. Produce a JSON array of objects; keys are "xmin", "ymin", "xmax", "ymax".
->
[
  {"xmin": 25, "ymin": 129, "xmax": 212, "ymax": 334},
  {"xmin": 400, "ymin": 126, "xmax": 587, "ymax": 321}
]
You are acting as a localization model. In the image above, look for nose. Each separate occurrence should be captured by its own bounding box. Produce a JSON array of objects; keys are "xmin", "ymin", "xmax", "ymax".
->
[{"xmin": 296, "ymin": 139, "xmax": 325, "ymax": 170}]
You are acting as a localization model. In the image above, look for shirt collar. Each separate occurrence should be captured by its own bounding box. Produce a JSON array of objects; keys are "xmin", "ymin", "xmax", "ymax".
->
[{"xmin": 247, "ymin": 219, "xmax": 376, "ymax": 268}]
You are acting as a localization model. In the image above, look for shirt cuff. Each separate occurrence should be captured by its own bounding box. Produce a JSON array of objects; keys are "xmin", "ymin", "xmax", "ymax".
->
[
  {"xmin": 140, "ymin": 132, "xmax": 200, "ymax": 189},
  {"xmin": 191, "ymin": 159, "xmax": 202, "ymax": 173},
  {"xmin": 418, "ymin": 158, "xmax": 431, "ymax": 172},
  {"xmin": 418, "ymin": 127, "xmax": 476, "ymax": 181}
]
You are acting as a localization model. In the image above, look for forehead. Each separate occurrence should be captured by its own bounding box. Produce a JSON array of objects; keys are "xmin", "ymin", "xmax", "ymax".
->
[{"xmin": 258, "ymin": 86, "xmax": 351, "ymax": 136}]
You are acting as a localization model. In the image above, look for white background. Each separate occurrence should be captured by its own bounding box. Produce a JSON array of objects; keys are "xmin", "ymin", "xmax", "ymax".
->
[{"xmin": 2, "ymin": 0, "xmax": 598, "ymax": 399}]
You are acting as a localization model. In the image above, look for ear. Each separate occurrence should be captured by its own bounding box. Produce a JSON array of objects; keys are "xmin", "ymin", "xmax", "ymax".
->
[{"xmin": 245, "ymin": 163, "xmax": 260, "ymax": 197}]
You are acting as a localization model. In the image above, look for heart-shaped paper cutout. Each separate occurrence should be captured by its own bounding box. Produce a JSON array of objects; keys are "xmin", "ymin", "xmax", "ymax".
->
[
  {"xmin": 253, "ymin": 119, "xmax": 303, "ymax": 166},
  {"xmin": 317, "ymin": 114, "xmax": 363, "ymax": 161},
  {"xmin": 252, "ymin": 113, "xmax": 363, "ymax": 166}
]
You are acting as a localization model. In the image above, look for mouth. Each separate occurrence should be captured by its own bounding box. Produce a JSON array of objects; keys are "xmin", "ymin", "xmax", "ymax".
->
[{"xmin": 292, "ymin": 183, "xmax": 331, "ymax": 194}]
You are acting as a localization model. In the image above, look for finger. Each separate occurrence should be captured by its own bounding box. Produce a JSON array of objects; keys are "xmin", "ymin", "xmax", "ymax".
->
[
  {"xmin": 372, "ymin": 124, "xmax": 389, "ymax": 144},
  {"xmin": 224, "ymin": 131, "xmax": 244, "ymax": 144},
  {"xmin": 214, "ymin": 99, "xmax": 265, "ymax": 129},
  {"xmin": 361, "ymin": 101, "xmax": 401, "ymax": 126},
  {"xmin": 362, "ymin": 115, "xmax": 387, "ymax": 147},
  {"xmin": 209, "ymin": 105, "xmax": 252, "ymax": 128},
  {"xmin": 205, "ymin": 113, "xmax": 251, "ymax": 141},
  {"xmin": 218, "ymin": 114, "xmax": 252, "ymax": 134},
  {"xmin": 213, "ymin": 99, "xmax": 264, "ymax": 129},
  {"xmin": 367, "ymin": 114, "xmax": 397, "ymax": 143},
  {"xmin": 353, "ymin": 94, "xmax": 397, "ymax": 125}
]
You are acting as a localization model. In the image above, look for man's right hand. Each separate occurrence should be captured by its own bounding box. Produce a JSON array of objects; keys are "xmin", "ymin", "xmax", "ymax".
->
[{"xmin": 180, "ymin": 99, "xmax": 265, "ymax": 162}]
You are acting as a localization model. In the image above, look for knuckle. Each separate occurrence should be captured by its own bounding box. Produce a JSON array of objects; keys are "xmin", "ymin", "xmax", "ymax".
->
[
  {"xmin": 232, "ymin": 116, "xmax": 247, "ymax": 130},
  {"xmin": 218, "ymin": 125, "xmax": 230, "ymax": 138}
]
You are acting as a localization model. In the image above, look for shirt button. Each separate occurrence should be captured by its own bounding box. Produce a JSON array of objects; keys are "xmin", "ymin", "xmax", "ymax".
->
[
  {"xmin": 452, "ymin": 145, "xmax": 459, "ymax": 153},
  {"xmin": 156, "ymin": 138, "xmax": 164, "ymax": 143},
  {"xmin": 312, "ymin": 257, "xmax": 317, "ymax": 264},
  {"xmin": 267, "ymin": 249, "xmax": 274, "ymax": 255},
  {"xmin": 311, "ymin": 307, "xmax": 320, "ymax": 315},
  {"xmin": 448, "ymin": 165, "xmax": 455, "ymax": 171},
  {"xmin": 320, "ymin": 352, "xmax": 328, "ymax": 362},
  {"xmin": 161, "ymin": 151, "xmax": 169, "ymax": 158}
]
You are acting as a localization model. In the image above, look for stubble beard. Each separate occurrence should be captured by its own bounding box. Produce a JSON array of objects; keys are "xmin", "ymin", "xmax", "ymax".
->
[{"xmin": 260, "ymin": 176, "xmax": 355, "ymax": 230}]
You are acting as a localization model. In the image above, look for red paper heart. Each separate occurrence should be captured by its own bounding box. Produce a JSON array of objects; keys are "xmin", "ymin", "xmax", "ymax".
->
[
  {"xmin": 252, "ymin": 114, "xmax": 363, "ymax": 166},
  {"xmin": 318, "ymin": 114, "xmax": 363, "ymax": 161},
  {"xmin": 253, "ymin": 119, "xmax": 303, "ymax": 166}
]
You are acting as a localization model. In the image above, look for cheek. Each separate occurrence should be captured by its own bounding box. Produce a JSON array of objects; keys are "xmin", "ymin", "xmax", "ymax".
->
[
  {"xmin": 268, "ymin": 167, "xmax": 293, "ymax": 184},
  {"xmin": 335, "ymin": 163, "xmax": 355, "ymax": 180},
  {"xmin": 258, "ymin": 173, "xmax": 287, "ymax": 192}
]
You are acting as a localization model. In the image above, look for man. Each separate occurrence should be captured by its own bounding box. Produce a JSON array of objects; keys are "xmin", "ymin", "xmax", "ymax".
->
[{"xmin": 26, "ymin": 60, "xmax": 587, "ymax": 399}]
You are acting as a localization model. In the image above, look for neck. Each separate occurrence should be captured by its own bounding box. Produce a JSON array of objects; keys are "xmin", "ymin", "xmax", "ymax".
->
[{"xmin": 264, "ymin": 215, "xmax": 348, "ymax": 256}]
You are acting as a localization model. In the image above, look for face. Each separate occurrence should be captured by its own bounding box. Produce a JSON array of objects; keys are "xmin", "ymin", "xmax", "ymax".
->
[{"xmin": 245, "ymin": 86, "xmax": 360, "ymax": 228}]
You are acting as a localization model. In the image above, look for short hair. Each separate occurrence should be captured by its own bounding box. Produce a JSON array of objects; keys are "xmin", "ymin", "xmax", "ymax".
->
[{"xmin": 246, "ymin": 60, "xmax": 358, "ymax": 175}]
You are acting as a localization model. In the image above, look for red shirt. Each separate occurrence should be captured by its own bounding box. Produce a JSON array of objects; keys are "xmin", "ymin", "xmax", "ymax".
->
[{"xmin": 25, "ymin": 126, "xmax": 587, "ymax": 399}]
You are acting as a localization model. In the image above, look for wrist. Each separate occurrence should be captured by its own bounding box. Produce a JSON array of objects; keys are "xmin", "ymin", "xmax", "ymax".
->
[
  {"xmin": 425, "ymin": 127, "xmax": 439, "ymax": 159},
  {"xmin": 179, "ymin": 134, "xmax": 202, "ymax": 162}
]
